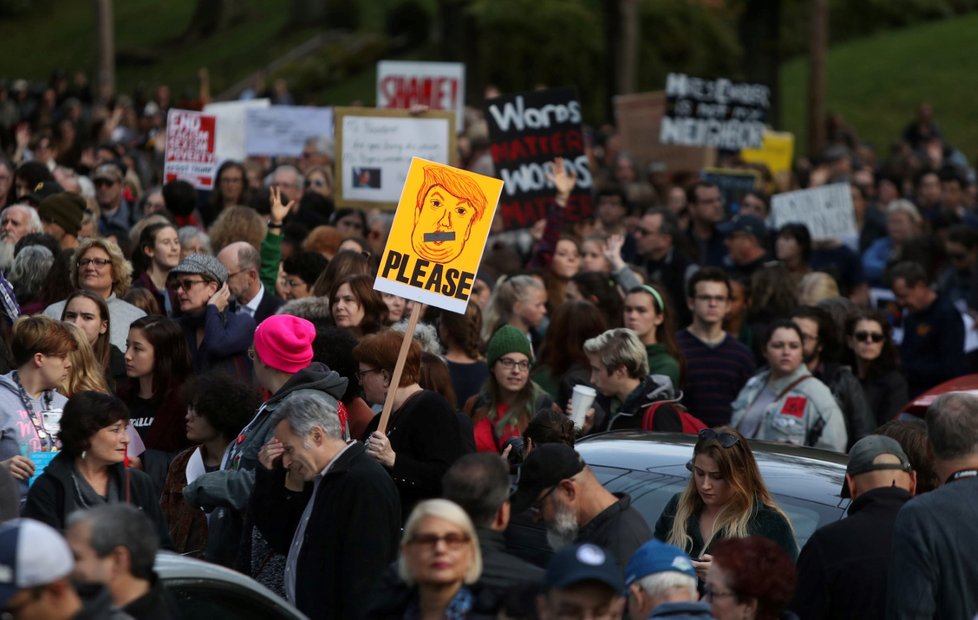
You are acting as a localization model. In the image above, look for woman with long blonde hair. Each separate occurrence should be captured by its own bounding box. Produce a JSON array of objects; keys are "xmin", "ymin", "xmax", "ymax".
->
[
  {"xmin": 653, "ymin": 427, "xmax": 797, "ymax": 580},
  {"xmin": 60, "ymin": 322, "xmax": 110, "ymax": 396}
]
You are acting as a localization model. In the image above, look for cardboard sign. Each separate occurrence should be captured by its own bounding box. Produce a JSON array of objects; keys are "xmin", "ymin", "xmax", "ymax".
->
[
  {"xmin": 203, "ymin": 98, "xmax": 270, "ymax": 162},
  {"xmin": 613, "ymin": 91, "xmax": 715, "ymax": 174},
  {"xmin": 244, "ymin": 106, "xmax": 334, "ymax": 157},
  {"xmin": 701, "ymin": 168, "xmax": 760, "ymax": 214},
  {"xmin": 374, "ymin": 157, "xmax": 503, "ymax": 314},
  {"xmin": 740, "ymin": 130, "xmax": 795, "ymax": 177},
  {"xmin": 484, "ymin": 87, "xmax": 592, "ymax": 229},
  {"xmin": 771, "ymin": 183, "xmax": 857, "ymax": 241},
  {"xmin": 335, "ymin": 108, "xmax": 456, "ymax": 210},
  {"xmin": 377, "ymin": 61, "xmax": 465, "ymax": 129},
  {"xmin": 660, "ymin": 73, "xmax": 770, "ymax": 150},
  {"xmin": 164, "ymin": 109, "xmax": 218, "ymax": 190}
]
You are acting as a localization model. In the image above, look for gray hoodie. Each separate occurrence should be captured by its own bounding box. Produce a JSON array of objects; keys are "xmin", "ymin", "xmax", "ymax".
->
[{"xmin": 0, "ymin": 371, "xmax": 68, "ymax": 498}]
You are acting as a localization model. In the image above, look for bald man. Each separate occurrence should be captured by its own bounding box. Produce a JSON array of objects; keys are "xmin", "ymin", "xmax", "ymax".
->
[{"xmin": 217, "ymin": 241, "xmax": 283, "ymax": 324}]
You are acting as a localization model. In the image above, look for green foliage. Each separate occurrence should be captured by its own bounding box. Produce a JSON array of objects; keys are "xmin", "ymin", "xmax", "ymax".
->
[
  {"xmin": 384, "ymin": 1, "xmax": 432, "ymax": 48},
  {"xmin": 467, "ymin": 0, "xmax": 604, "ymax": 118},
  {"xmin": 780, "ymin": 12, "xmax": 978, "ymax": 159}
]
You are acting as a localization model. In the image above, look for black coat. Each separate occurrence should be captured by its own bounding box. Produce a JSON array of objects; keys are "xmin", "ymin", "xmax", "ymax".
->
[
  {"xmin": 363, "ymin": 390, "xmax": 470, "ymax": 520},
  {"xmin": 792, "ymin": 486, "xmax": 911, "ymax": 620},
  {"xmin": 577, "ymin": 493, "xmax": 653, "ymax": 571},
  {"xmin": 252, "ymin": 442, "xmax": 401, "ymax": 620},
  {"xmin": 253, "ymin": 290, "xmax": 284, "ymax": 326},
  {"xmin": 23, "ymin": 451, "xmax": 171, "ymax": 547}
]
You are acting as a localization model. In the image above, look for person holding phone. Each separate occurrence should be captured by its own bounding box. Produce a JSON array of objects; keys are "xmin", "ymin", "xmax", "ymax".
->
[
  {"xmin": 0, "ymin": 316, "xmax": 75, "ymax": 499},
  {"xmin": 653, "ymin": 427, "xmax": 798, "ymax": 581},
  {"xmin": 169, "ymin": 253, "xmax": 255, "ymax": 384}
]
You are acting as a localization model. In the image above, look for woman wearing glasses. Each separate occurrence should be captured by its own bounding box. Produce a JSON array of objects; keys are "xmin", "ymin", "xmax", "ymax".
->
[
  {"xmin": 356, "ymin": 330, "xmax": 469, "ymax": 520},
  {"xmin": 846, "ymin": 310, "xmax": 908, "ymax": 426},
  {"xmin": 704, "ymin": 536, "xmax": 797, "ymax": 620},
  {"xmin": 654, "ymin": 427, "xmax": 797, "ymax": 584},
  {"xmin": 169, "ymin": 253, "xmax": 255, "ymax": 384},
  {"xmin": 730, "ymin": 320, "xmax": 848, "ymax": 452},
  {"xmin": 465, "ymin": 325, "xmax": 553, "ymax": 454},
  {"xmin": 368, "ymin": 499, "xmax": 483, "ymax": 618},
  {"xmin": 42, "ymin": 237, "xmax": 146, "ymax": 352}
]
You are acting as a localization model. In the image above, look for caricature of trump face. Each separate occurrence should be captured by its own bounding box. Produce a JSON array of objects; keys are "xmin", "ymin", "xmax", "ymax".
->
[{"xmin": 411, "ymin": 166, "xmax": 486, "ymax": 264}]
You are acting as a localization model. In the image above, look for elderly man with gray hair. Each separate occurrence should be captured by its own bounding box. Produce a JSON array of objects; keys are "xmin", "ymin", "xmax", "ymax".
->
[
  {"xmin": 253, "ymin": 390, "xmax": 401, "ymax": 620},
  {"xmin": 624, "ymin": 539, "xmax": 712, "ymax": 620},
  {"xmin": 887, "ymin": 392, "xmax": 978, "ymax": 619}
]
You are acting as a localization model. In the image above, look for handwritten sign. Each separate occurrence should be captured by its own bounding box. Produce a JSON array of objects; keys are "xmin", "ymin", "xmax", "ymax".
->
[
  {"xmin": 374, "ymin": 157, "xmax": 502, "ymax": 314},
  {"xmin": 485, "ymin": 87, "xmax": 592, "ymax": 229},
  {"xmin": 701, "ymin": 168, "xmax": 760, "ymax": 214},
  {"xmin": 164, "ymin": 109, "xmax": 218, "ymax": 190},
  {"xmin": 335, "ymin": 108, "xmax": 456, "ymax": 210},
  {"xmin": 203, "ymin": 98, "xmax": 270, "ymax": 162},
  {"xmin": 377, "ymin": 61, "xmax": 465, "ymax": 129},
  {"xmin": 660, "ymin": 73, "xmax": 770, "ymax": 150},
  {"xmin": 244, "ymin": 106, "xmax": 333, "ymax": 157},
  {"xmin": 771, "ymin": 183, "xmax": 856, "ymax": 241}
]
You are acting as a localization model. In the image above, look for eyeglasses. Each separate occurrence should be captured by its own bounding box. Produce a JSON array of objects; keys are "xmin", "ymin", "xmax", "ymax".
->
[
  {"xmin": 77, "ymin": 257, "xmax": 111, "ymax": 269},
  {"xmin": 356, "ymin": 367, "xmax": 382, "ymax": 381},
  {"xmin": 173, "ymin": 278, "xmax": 207, "ymax": 291},
  {"xmin": 406, "ymin": 532, "xmax": 471, "ymax": 550},
  {"xmin": 854, "ymin": 331, "xmax": 885, "ymax": 343},
  {"xmin": 497, "ymin": 357, "xmax": 530, "ymax": 372},
  {"xmin": 529, "ymin": 484, "xmax": 559, "ymax": 517},
  {"xmin": 698, "ymin": 428, "xmax": 739, "ymax": 448},
  {"xmin": 702, "ymin": 585, "xmax": 736, "ymax": 601}
]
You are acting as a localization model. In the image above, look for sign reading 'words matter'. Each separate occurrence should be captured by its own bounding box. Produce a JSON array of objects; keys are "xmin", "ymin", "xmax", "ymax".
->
[
  {"xmin": 485, "ymin": 87, "xmax": 592, "ymax": 229},
  {"xmin": 771, "ymin": 183, "xmax": 857, "ymax": 241},
  {"xmin": 164, "ymin": 109, "xmax": 218, "ymax": 190},
  {"xmin": 660, "ymin": 73, "xmax": 770, "ymax": 150},
  {"xmin": 375, "ymin": 157, "xmax": 502, "ymax": 314}
]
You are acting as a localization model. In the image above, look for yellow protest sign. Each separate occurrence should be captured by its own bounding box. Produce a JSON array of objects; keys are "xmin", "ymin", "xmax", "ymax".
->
[
  {"xmin": 374, "ymin": 157, "xmax": 503, "ymax": 314},
  {"xmin": 740, "ymin": 130, "xmax": 794, "ymax": 176}
]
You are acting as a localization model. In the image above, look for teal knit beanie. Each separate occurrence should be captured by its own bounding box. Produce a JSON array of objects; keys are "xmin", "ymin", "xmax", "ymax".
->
[{"xmin": 486, "ymin": 325, "xmax": 533, "ymax": 367}]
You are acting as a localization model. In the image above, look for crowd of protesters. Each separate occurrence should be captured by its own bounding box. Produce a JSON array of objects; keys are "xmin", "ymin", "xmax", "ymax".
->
[{"xmin": 0, "ymin": 68, "xmax": 971, "ymax": 619}]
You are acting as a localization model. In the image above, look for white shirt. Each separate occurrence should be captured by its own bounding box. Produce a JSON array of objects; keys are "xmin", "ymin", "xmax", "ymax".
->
[{"xmin": 240, "ymin": 284, "xmax": 266, "ymax": 318}]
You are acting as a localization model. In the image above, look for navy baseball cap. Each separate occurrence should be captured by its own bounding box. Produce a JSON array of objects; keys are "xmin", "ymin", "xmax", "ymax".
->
[
  {"xmin": 0, "ymin": 519, "xmax": 74, "ymax": 607},
  {"xmin": 545, "ymin": 543, "xmax": 623, "ymax": 592}
]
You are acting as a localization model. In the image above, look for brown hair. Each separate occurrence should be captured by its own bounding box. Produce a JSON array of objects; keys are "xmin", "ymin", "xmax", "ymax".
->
[
  {"xmin": 61, "ymin": 290, "xmax": 112, "ymax": 369},
  {"xmin": 419, "ymin": 351, "xmax": 457, "ymax": 410},
  {"xmin": 312, "ymin": 249, "xmax": 372, "ymax": 297},
  {"xmin": 438, "ymin": 302, "xmax": 484, "ymax": 361},
  {"xmin": 302, "ymin": 225, "xmax": 344, "ymax": 259},
  {"xmin": 537, "ymin": 300, "xmax": 607, "ymax": 378},
  {"xmin": 11, "ymin": 315, "xmax": 76, "ymax": 367},
  {"xmin": 328, "ymin": 274, "xmax": 388, "ymax": 336},
  {"xmin": 353, "ymin": 330, "xmax": 421, "ymax": 387},
  {"xmin": 209, "ymin": 205, "xmax": 267, "ymax": 252}
]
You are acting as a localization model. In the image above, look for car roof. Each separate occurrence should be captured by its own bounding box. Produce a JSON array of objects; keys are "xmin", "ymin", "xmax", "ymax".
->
[
  {"xmin": 576, "ymin": 431, "xmax": 849, "ymax": 508},
  {"xmin": 154, "ymin": 552, "xmax": 309, "ymax": 619}
]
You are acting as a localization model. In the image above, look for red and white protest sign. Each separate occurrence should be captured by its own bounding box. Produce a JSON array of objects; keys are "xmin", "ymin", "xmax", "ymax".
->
[
  {"xmin": 376, "ymin": 61, "xmax": 465, "ymax": 128},
  {"xmin": 164, "ymin": 109, "xmax": 218, "ymax": 190}
]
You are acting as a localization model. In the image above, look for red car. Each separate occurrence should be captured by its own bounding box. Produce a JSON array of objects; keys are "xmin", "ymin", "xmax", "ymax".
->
[{"xmin": 901, "ymin": 374, "xmax": 978, "ymax": 417}]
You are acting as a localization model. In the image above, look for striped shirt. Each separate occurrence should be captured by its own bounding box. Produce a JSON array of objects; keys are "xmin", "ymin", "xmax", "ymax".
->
[{"xmin": 676, "ymin": 328, "xmax": 756, "ymax": 427}]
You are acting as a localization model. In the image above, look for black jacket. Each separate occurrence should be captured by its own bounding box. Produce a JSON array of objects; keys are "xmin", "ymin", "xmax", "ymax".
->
[
  {"xmin": 121, "ymin": 572, "xmax": 181, "ymax": 620},
  {"xmin": 792, "ymin": 486, "xmax": 911, "ymax": 620},
  {"xmin": 605, "ymin": 375, "xmax": 682, "ymax": 433},
  {"xmin": 476, "ymin": 527, "xmax": 544, "ymax": 596},
  {"xmin": 252, "ymin": 290, "xmax": 284, "ymax": 326},
  {"xmin": 576, "ymin": 493, "xmax": 652, "ymax": 572},
  {"xmin": 814, "ymin": 362, "xmax": 874, "ymax": 449},
  {"xmin": 252, "ymin": 442, "xmax": 401, "ymax": 620},
  {"xmin": 363, "ymin": 390, "xmax": 469, "ymax": 520},
  {"xmin": 23, "ymin": 452, "xmax": 171, "ymax": 547},
  {"xmin": 860, "ymin": 369, "xmax": 909, "ymax": 426}
]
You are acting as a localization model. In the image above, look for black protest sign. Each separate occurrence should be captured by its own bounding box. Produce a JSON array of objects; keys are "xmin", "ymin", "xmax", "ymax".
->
[
  {"xmin": 660, "ymin": 73, "xmax": 770, "ymax": 150},
  {"xmin": 701, "ymin": 168, "xmax": 759, "ymax": 214},
  {"xmin": 485, "ymin": 87, "xmax": 592, "ymax": 229}
]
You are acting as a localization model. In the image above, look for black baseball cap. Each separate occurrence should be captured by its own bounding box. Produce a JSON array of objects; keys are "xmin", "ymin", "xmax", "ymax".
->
[{"xmin": 510, "ymin": 444, "xmax": 585, "ymax": 515}]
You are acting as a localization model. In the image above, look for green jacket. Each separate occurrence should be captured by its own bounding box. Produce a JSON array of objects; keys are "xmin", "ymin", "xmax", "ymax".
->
[{"xmin": 646, "ymin": 343, "xmax": 681, "ymax": 388}]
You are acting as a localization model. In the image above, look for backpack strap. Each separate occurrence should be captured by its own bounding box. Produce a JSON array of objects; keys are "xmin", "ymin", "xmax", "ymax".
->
[{"xmin": 775, "ymin": 375, "xmax": 811, "ymax": 401}]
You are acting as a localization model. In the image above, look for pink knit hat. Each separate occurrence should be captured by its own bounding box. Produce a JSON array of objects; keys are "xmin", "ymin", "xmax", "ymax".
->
[{"xmin": 253, "ymin": 315, "xmax": 316, "ymax": 373}]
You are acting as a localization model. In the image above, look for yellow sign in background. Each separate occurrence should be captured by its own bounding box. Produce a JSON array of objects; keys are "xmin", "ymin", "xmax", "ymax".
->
[{"xmin": 374, "ymin": 157, "xmax": 503, "ymax": 314}]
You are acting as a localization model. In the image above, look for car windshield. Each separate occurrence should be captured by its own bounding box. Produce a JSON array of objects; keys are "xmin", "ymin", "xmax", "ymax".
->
[{"xmin": 590, "ymin": 464, "xmax": 829, "ymax": 548}]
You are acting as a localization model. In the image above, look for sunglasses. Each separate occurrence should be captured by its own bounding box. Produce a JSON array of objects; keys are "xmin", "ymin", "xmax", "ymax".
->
[
  {"xmin": 698, "ymin": 428, "xmax": 739, "ymax": 448},
  {"xmin": 854, "ymin": 331, "xmax": 885, "ymax": 343}
]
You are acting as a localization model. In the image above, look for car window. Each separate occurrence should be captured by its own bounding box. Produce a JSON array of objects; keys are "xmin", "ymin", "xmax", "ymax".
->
[
  {"xmin": 166, "ymin": 580, "xmax": 302, "ymax": 620},
  {"xmin": 590, "ymin": 465, "xmax": 841, "ymax": 548}
]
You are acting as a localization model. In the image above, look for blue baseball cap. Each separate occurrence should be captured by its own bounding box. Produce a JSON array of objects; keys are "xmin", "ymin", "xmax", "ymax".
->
[
  {"xmin": 0, "ymin": 519, "xmax": 74, "ymax": 607},
  {"xmin": 624, "ymin": 539, "xmax": 696, "ymax": 586},
  {"xmin": 545, "ymin": 544, "xmax": 623, "ymax": 592}
]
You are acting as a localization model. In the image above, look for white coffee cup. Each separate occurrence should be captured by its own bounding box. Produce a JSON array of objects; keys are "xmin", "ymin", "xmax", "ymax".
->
[{"xmin": 570, "ymin": 385, "xmax": 597, "ymax": 429}]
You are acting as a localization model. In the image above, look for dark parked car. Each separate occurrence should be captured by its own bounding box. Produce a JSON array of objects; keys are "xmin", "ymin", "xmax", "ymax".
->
[
  {"xmin": 155, "ymin": 552, "xmax": 308, "ymax": 620},
  {"xmin": 576, "ymin": 431, "xmax": 851, "ymax": 548}
]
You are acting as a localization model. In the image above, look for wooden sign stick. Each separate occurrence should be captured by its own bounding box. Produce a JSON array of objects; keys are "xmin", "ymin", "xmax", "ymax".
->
[{"xmin": 377, "ymin": 302, "xmax": 423, "ymax": 433}]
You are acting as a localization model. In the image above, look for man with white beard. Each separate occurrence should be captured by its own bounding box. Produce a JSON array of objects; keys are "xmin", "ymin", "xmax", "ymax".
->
[
  {"xmin": 510, "ymin": 444, "xmax": 652, "ymax": 572},
  {"xmin": 0, "ymin": 204, "xmax": 42, "ymax": 272}
]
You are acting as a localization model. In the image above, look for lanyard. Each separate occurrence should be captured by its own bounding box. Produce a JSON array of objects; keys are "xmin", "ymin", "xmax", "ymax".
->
[
  {"xmin": 12, "ymin": 371, "xmax": 54, "ymax": 450},
  {"xmin": 945, "ymin": 469, "xmax": 978, "ymax": 485}
]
